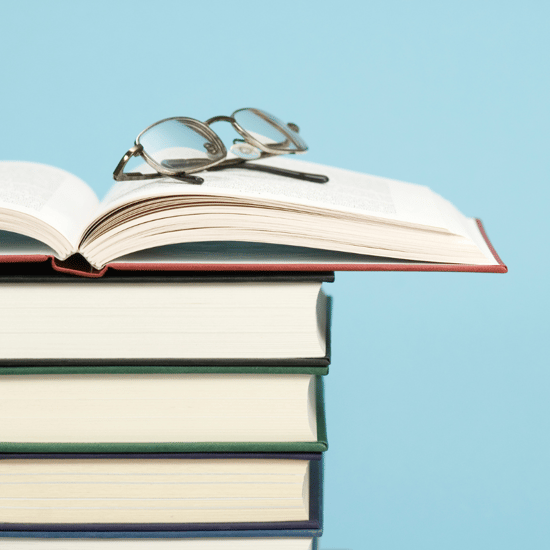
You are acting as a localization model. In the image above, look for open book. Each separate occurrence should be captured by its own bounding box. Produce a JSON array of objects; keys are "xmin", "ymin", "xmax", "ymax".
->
[{"xmin": 0, "ymin": 158, "xmax": 506, "ymax": 276}]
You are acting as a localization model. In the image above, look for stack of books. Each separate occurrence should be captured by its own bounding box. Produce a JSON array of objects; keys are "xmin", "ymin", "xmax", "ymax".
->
[
  {"xmin": 0, "ymin": 266, "xmax": 331, "ymax": 549},
  {"xmin": 0, "ymin": 157, "xmax": 505, "ymax": 549}
]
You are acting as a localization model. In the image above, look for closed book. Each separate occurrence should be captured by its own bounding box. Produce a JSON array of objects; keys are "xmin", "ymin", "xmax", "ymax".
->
[
  {"xmin": 0, "ymin": 370, "xmax": 328, "ymax": 453},
  {"xmin": 0, "ymin": 272, "xmax": 332, "ymax": 365},
  {"xmin": 0, "ymin": 538, "xmax": 321, "ymax": 548},
  {"xmin": 0, "ymin": 453, "xmax": 323, "ymax": 536}
]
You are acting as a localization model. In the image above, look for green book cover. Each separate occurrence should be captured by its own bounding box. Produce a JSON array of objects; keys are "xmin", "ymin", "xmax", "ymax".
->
[{"xmin": 0, "ymin": 374, "xmax": 328, "ymax": 453}]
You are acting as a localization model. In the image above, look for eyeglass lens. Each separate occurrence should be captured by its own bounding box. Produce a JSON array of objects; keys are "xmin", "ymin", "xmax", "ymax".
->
[
  {"xmin": 139, "ymin": 119, "xmax": 225, "ymax": 173},
  {"xmin": 233, "ymin": 109, "xmax": 304, "ymax": 151}
]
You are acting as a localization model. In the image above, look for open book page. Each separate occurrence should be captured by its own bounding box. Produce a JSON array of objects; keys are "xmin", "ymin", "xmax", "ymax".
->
[
  {"xmin": 0, "ymin": 162, "xmax": 99, "ymax": 256},
  {"xmin": 88, "ymin": 157, "xmax": 456, "ymax": 236},
  {"xmin": 77, "ymin": 156, "xmax": 500, "ymax": 268},
  {"xmin": 430, "ymin": 192, "xmax": 496, "ymax": 262}
]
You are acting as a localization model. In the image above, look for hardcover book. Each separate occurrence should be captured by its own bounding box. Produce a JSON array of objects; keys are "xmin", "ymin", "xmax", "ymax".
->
[
  {"xmin": 0, "ymin": 453, "xmax": 323, "ymax": 536},
  {"xmin": 0, "ymin": 372, "xmax": 328, "ymax": 453},
  {"xmin": 0, "ymin": 158, "xmax": 506, "ymax": 276},
  {"xmin": 0, "ymin": 538, "xmax": 320, "ymax": 548},
  {"xmin": 0, "ymin": 273, "xmax": 332, "ymax": 364}
]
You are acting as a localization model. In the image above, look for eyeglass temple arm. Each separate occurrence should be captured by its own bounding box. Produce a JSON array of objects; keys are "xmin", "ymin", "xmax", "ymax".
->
[
  {"xmin": 235, "ymin": 162, "xmax": 328, "ymax": 183},
  {"xmin": 207, "ymin": 157, "xmax": 328, "ymax": 183},
  {"xmin": 113, "ymin": 144, "xmax": 204, "ymax": 184}
]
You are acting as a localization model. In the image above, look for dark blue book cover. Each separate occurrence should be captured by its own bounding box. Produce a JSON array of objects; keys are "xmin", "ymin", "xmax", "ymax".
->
[{"xmin": 0, "ymin": 453, "xmax": 323, "ymax": 538}]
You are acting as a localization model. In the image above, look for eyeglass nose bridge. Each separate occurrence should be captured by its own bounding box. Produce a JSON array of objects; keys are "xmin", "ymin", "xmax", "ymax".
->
[
  {"xmin": 205, "ymin": 114, "xmax": 267, "ymax": 156},
  {"xmin": 205, "ymin": 115, "xmax": 246, "ymax": 146},
  {"xmin": 205, "ymin": 115, "xmax": 236, "ymax": 126}
]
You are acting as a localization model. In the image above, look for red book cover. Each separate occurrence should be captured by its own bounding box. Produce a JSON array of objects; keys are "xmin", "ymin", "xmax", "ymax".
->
[{"xmin": 0, "ymin": 219, "xmax": 506, "ymax": 277}]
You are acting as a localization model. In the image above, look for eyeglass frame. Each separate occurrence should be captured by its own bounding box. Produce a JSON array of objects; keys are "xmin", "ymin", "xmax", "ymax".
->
[{"xmin": 113, "ymin": 108, "xmax": 328, "ymax": 184}]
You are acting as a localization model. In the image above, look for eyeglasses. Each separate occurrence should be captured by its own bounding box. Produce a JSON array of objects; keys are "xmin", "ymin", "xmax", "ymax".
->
[{"xmin": 113, "ymin": 108, "xmax": 328, "ymax": 184}]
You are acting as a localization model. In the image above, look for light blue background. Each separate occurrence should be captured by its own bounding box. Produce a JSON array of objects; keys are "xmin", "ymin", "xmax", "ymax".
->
[{"xmin": 1, "ymin": 1, "xmax": 548, "ymax": 548}]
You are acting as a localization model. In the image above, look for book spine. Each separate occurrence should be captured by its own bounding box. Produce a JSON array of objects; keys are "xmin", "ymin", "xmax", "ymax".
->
[{"xmin": 51, "ymin": 255, "xmax": 107, "ymax": 277}]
